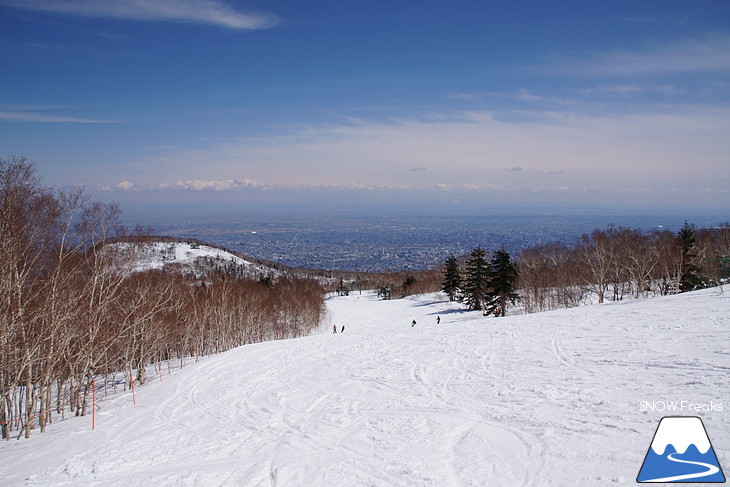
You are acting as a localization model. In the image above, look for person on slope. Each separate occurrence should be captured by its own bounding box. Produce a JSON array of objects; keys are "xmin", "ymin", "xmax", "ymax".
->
[
  {"xmin": 436, "ymin": 316, "xmax": 440, "ymax": 324},
  {"xmin": 333, "ymin": 324, "xmax": 337, "ymax": 334},
  {"xmin": 411, "ymin": 319, "xmax": 416, "ymax": 327}
]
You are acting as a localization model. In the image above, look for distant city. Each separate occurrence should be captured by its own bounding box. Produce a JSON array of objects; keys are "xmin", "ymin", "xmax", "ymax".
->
[{"xmin": 128, "ymin": 212, "xmax": 727, "ymax": 272}]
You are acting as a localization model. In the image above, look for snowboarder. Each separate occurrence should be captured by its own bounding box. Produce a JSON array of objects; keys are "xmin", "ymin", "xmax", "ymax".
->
[
  {"xmin": 436, "ymin": 316, "xmax": 440, "ymax": 324},
  {"xmin": 333, "ymin": 324, "xmax": 337, "ymax": 334},
  {"xmin": 341, "ymin": 325, "xmax": 345, "ymax": 333},
  {"xmin": 411, "ymin": 319, "xmax": 416, "ymax": 327}
]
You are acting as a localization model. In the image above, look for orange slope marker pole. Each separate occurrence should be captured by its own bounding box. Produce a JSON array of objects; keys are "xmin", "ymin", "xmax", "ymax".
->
[{"xmin": 91, "ymin": 380, "xmax": 96, "ymax": 430}]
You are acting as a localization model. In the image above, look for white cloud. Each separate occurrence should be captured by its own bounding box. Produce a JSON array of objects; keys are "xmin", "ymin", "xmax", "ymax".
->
[
  {"xmin": 105, "ymin": 106, "xmax": 730, "ymax": 203},
  {"xmin": 0, "ymin": 0, "xmax": 278, "ymax": 30},
  {"xmin": 581, "ymin": 84, "xmax": 685, "ymax": 96},
  {"xmin": 165, "ymin": 179, "xmax": 264, "ymax": 191},
  {"xmin": 115, "ymin": 180, "xmax": 139, "ymax": 191},
  {"xmin": 550, "ymin": 36, "xmax": 730, "ymax": 77},
  {"xmin": 0, "ymin": 110, "xmax": 117, "ymax": 123},
  {"xmin": 447, "ymin": 93, "xmax": 480, "ymax": 101},
  {"xmin": 514, "ymin": 89, "xmax": 544, "ymax": 102},
  {"xmin": 103, "ymin": 178, "xmax": 506, "ymax": 194}
]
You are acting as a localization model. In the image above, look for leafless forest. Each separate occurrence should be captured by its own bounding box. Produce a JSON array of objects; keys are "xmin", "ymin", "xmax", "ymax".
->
[
  {"xmin": 1, "ymin": 156, "xmax": 326, "ymax": 439},
  {"xmin": 516, "ymin": 224, "xmax": 729, "ymax": 313},
  {"xmin": 343, "ymin": 223, "xmax": 729, "ymax": 309}
]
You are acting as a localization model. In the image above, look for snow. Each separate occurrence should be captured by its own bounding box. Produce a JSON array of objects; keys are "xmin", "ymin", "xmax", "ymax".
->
[
  {"xmin": 2, "ymin": 286, "xmax": 729, "ymax": 486},
  {"xmin": 111, "ymin": 241, "xmax": 276, "ymax": 278}
]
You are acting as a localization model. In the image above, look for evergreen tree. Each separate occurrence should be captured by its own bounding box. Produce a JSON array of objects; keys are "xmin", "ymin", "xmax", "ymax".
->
[
  {"xmin": 441, "ymin": 255, "xmax": 461, "ymax": 301},
  {"xmin": 485, "ymin": 247, "xmax": 519, "ymax": 317},
  {"xmin": 378, "ymin": 285, "xmax": 391, "ymax": 300},
  {"xmin": 402, "ymin": 275, "xmax": 417, "ymax": 296},
  {"xmin": 337, "ymin": 277, "xmax": 350, "ymax": 296},
  {"xmin": 462, "ymin": 246, "xmax": 491, "ymax": 310},
  {"xmin": 677, "ymin": 221, "xmax": 702, "ymax": 292}
]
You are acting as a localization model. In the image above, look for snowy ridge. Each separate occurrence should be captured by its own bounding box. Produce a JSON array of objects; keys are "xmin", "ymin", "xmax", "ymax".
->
[
  {"xmin": 650, "ymin": 417, "xmax": 712, "ymax": 455},
  {"xmin": 110, "ymin": 239, "xmax": 281, "ymax": 279},
  {"xmin": 1, "ymin": 286, "xmax": 728, "ymax": 486}
]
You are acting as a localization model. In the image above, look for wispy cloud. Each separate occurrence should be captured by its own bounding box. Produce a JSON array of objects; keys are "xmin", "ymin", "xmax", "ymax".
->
[
  {"xmin": 114, "ymin": 181, "xmax": 139, "ymax": 192},
  {"xmin": 114, "ymin": 106, "xmax": 729, "ymax": 198},
  {"xmin": 0, "ymin": 110, "xmax": 119, "ymax": 123},
  {"xmin": 447, "ymin": 93, "xmax": 480, "ymax": 101},
  {"xmin": 622, "ymin": 11, "xmax": 701, "ymax": 28},
  {"xmin": 99, "ymin": 178, "xmax": 264, "ymax": 192},
  {"xmin": 98, "ymin": 179, "xmax": 506, "ymax": 194},
  {"xmin": 161, "ymin": 179, "xmax": 265, "ymax": 191},
  {"xmin": 549, "ymin": 36, "xmax": 730, "ymax": 77},
  {"xmin": 0, "ymin": 0, "xmax": 278, "ymax": 30},
  {"xmin": 580, "ymin": 84, "xmax": 685, "ymax": 96},
  {"xmin": 98, "ymin": 177, "xmax": 723, "ymax": 210}
]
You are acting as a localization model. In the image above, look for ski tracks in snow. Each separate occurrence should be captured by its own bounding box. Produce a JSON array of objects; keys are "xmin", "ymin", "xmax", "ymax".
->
[{"xmin": 3, "ymin": 287, "xmax": 729, "ymax": 486}]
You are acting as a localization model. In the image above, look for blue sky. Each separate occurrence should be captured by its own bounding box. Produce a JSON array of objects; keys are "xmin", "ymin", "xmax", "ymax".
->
[{"xmin": 1, "ymin": 0, "xmax": 729, "ymax": 215}]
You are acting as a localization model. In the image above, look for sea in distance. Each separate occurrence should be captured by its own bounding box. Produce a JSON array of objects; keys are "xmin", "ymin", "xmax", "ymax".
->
[{"xmin": 122, "ymin": 207, "xmax": 727, "ymax": 272}]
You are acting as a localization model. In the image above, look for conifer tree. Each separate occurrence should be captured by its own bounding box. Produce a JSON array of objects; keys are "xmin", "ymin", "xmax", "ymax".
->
[
  {"xmin": 462, "ymin": 246, "xmax": 490, "ymax": 311},
  {"xmin": 441, "ymin": 255, "xmax": 461, "ymax": 301},
  {"xmin": 677, "ymin": 221, "xmax": 701, "ymax": 292},
  {"xmin": 485, "ymin": 247, "xmax": 519, "ymax": 317}
]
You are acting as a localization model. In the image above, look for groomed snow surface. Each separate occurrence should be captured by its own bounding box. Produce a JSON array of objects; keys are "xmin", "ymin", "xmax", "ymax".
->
[{"xmin": 2, "ymin": 286, "xmax": 728, "ymax": 486}]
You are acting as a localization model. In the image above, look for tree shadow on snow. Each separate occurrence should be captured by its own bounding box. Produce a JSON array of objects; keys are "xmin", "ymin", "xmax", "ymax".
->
[
  {"xmin": 412, "ymin": 299, "xmax": 450, "ymax": 308},
  {"xmin": 426, "ymin": 308, "xmax": 472, "ymax": 316}
]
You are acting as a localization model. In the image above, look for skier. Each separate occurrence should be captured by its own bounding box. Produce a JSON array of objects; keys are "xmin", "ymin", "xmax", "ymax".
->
[
  {"xmin": 333, "ymin": 324, "xmax": 337, "ymax": 334},
  {"xmin": 436, "ymin": 316, "xmax": 440, "ymax": 324},
  {"xmin": 341, "ymin": 325, "xmax": 345, "ymax": 333},
  {"xmin": 411, "ymin": 319, "xmax": 416, "ymax": 327}
]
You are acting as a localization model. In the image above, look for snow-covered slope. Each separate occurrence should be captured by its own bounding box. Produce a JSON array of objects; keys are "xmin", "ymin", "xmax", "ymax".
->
[
  {"xmin": 111, "ymin": 240, "xmax": 282, "ymax": 279},
  {"xmin": 2, "ymin": 287, "xmax": 728, "ymax": 486}
]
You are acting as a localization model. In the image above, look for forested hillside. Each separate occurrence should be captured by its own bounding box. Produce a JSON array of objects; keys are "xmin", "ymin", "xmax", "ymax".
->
[
  {"xmin": 437, "ymin": 223, "xmax": 730, "ymax": 317},
  {"xmin": 516, "ymin": 223, "xmax": 730, "ymax": 312},
  {"xmin": 0, "ymin": 156, "xmax": 326, "ymax": 439}
]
